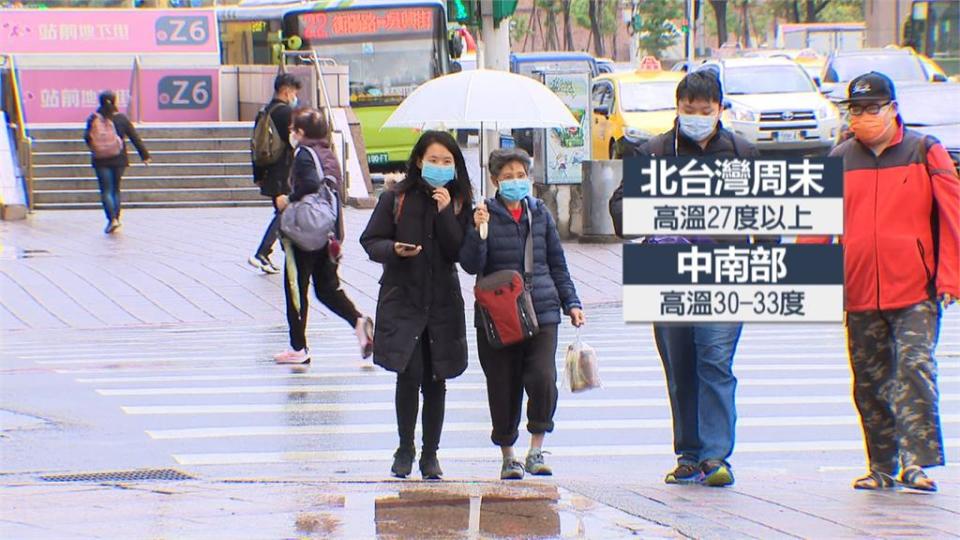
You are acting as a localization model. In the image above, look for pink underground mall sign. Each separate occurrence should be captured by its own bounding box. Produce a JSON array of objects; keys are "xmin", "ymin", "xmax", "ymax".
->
[
  {"xmin": 18, "ymin": 68, "xmax": 220, "ymax": 123},
  {"xmin": 0, "ymin": 9, "xmax": 219, "ymax": 55}
]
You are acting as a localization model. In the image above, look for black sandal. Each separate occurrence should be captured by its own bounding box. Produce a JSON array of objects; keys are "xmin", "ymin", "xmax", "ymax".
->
[
  {"xmin": 853, "ymin": 471, "xmax": 896, "ymax": 490},
  {"xmin": 899, "ymin": 466, "xmax": 938, "ymax": 492}
]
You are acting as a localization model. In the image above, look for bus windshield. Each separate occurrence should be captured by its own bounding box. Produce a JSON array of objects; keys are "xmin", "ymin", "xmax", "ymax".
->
[
  {"xmin": 311, "ymin": 38, "xmax": 438, "ymax": 106},
  {"xmin": 285, "ymin": 6, "xmax": 444, "ymax": 106},
  {"xmin": 906, "ymin": 0, "xmax": 960, "ymax": 75}
]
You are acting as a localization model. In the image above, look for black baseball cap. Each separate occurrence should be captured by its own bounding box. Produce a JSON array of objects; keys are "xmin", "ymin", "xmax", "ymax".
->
[{"xmin": 843, "ymin": 71, "xmax": 897, "ymax": 104}]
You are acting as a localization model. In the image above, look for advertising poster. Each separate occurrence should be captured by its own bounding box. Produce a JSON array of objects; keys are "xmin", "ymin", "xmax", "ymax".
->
[
  {"xmin": 0, "ymin": 9, "xmax": 219, "ymax": 55},
  {"xmin": 18, "ymin": 68, "xmax": 220, "ymax": 123},
  {"xmin": 541, "ymin": 72, "xmax": 591, "ymax": 185}
]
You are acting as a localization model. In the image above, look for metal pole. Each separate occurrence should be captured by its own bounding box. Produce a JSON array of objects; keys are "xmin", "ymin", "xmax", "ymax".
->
[
  {"xmin": 479, "ymin": 0, "xmax": 509, "ymax": 198},
  {"xmin": 686, "ymin": 0, "xmax": 696, "ymax": 66},
  {"xmin": 697, "ymin": 0, "xmax": 706, "ymax": 56}
]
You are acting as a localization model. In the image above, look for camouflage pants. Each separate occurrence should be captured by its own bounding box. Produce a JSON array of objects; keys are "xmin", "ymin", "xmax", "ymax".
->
[{"xmin": 846, "ymin": 300, "xmax": 945, "ymax": 474}]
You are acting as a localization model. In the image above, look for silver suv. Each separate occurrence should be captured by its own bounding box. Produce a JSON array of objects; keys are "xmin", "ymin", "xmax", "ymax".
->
[{"xmin": 702, "ymin": 57, "xmax": 841, "ymax": 155}]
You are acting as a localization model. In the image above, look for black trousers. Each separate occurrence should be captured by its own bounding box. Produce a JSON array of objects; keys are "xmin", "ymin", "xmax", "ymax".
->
[
  {"xmin": 396, "ymin": 330, "xmax": 446, "ymax": 454},
  {"xmin": 477, "ymin": 323, "xmax": 559, "ymax": 447},
  {"xmin": 283, "ymin": 243, "xmax": 361, "ymax": 351}
]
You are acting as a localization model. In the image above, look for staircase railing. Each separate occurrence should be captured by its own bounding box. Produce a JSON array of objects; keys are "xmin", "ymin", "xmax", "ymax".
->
[
  {"xmin": 2, "ymin": 54, "xmax": 34, "ymax": 211},
  {"xmin": 283, "ymin": 51, "xmax": 351, "ymax": 199}
]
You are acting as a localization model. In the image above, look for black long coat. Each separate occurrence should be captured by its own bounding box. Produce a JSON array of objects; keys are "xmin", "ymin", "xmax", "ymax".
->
[{"xmin": 359, "ymin": 186, "xmax": 472, "ymax": 379}]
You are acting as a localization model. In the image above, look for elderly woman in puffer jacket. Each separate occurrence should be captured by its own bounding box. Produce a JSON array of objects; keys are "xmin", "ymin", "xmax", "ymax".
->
[{"xmin": 459, "ymin": 148, "xmax": 585, "ymax": 481}]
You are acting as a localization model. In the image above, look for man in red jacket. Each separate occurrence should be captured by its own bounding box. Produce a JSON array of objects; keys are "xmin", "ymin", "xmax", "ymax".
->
[{"xmin": 803, "ymin": 72, "xmax": 958, "ymax": 492}]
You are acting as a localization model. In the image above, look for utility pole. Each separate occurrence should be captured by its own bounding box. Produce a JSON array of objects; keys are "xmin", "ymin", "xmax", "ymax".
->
[
  {"xmin": 696, "ymin": 0, "xmax": 706, "ymax": 56},
  {"xmin": 686, "ymin": 0, "xmax": 696, "ymax": 66},
  {"xmin": 478, "ymin": 0, "xmax": 511, "ymax": 195}
]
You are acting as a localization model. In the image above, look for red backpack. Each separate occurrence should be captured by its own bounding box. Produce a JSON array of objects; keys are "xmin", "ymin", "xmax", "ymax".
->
[{"xmin": 89, "ymin": 114, "xmax": 123, "ymax": 159}]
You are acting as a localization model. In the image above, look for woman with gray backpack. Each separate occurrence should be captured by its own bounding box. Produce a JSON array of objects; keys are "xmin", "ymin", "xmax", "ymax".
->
[
  {"xmin": 83, "ymin": 91, "xmax": 151, "ymax": 234},
  {"xmin": 274, "ymin": 108, "xmax": 374, "ymax": 364}
]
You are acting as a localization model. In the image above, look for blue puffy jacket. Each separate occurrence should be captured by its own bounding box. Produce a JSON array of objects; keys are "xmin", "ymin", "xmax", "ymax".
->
[{"xmin": 460, "ymin": 195, "xmax": 581, "ymax": 326}]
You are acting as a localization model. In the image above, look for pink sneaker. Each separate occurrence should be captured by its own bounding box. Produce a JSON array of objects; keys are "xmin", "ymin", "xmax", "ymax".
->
[
  {"xmin": 274, "ymin": 349, "xmax": 310, "ymax": 364},
  {"xmin": 355, "ymin": 316, "xmax": 374, "ymax": 359}
]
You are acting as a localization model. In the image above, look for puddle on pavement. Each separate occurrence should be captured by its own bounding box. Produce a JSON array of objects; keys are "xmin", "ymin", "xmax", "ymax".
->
[{"xmin": 288, "ymin": 483, "xmax": 656, "ymax": 539}]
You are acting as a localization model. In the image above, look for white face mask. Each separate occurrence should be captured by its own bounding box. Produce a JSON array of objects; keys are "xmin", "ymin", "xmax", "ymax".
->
[{"xmin": 288, "ymin": 132, "xmax": 300, "ymax": 148}]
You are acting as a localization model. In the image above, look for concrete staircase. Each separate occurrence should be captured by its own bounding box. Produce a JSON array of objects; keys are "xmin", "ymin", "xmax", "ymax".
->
[{"xmin": 28, "ymin": 123, "xmax": 269, "ymax": 210}]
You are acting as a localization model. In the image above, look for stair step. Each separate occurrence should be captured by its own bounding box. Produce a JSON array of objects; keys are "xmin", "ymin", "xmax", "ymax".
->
[
  {"xmin": 32, "ymin": 163, "xmax": 252, "ymax": 178},
  {"xmin": 33, "ymin": 176, "xmax": 257, "ymax": 190},
  {"xmin": 35, "ymin": 200, "xmax": 271, "ymax": 210},
  {"xmin": 32, "ymin": 149, "xmax": 251, "ymax": 165},
  {"xmin": 26, "ymin": 123, "xmax": 277, "ymax": 210},
  {"xmin": 29, "ymin": 124, "xmax": 253, "ymax": 140},
  {"xmin": 32, "ymin": 187, "xmax": 265, "ymax": 204},
  {"xmin": 30, "ymin": 138, "xmax": 251, "ymax": 153}
]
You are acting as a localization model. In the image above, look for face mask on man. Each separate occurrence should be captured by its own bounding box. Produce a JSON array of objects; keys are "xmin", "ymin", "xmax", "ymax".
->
[
  {"xmin": 421, "ymin": 162, "xmax": 455, "ymax": 188},
  {"xmin": 289, "ymin": 132, "xmax": 300, "ymax": 148},
  {"xmin": 850, "ymin": 109, "xmax": 894, "ymax": 145},
  {"xmin": 678, "ymin": 113, "xmax": 718, "ymax": 142}
]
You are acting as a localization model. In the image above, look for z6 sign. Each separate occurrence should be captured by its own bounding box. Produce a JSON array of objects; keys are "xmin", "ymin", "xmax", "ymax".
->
[
  {"xmin": 0, "ymin": 9, "xmax": 219, "ymax": 54},
  {"xmin": 18, "ymin": 68, "xmax": 220, "ymax": 123}
]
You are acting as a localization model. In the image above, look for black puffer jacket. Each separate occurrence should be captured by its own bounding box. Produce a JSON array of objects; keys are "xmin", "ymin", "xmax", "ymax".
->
[
  {"xmin": 288, "ymin": 140, "xmax": 345, "ymax": 241},
  {"xmin": 459, "ymin": 195, "xmax": 581, "ymax": 326},
  {"xmin": 360, "ymin": 187, "xmax": 472, "ymax": 379}
]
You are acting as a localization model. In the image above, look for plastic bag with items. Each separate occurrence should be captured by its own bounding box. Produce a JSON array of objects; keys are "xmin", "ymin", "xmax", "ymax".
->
[{"xmin": 563, "ymin": 330, "xmax": 601, "ymax": 393}]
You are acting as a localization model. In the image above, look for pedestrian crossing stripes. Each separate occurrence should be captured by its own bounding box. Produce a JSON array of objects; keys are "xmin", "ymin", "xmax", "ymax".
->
[
  {"xmin": 69, "ymin": 362, "xmax": 960, "ymax": 384},
  {"xmin": 10, "ymin": 310, "xmax": 960, "ymax": 473},
  {"xmin": 120, "ymin": 394, "xmax": 960, "ymax": 416},
  {"xmin": 172, "ymin": 439, "xmax": 960, "ymax": 466},
  {"xmin": 97, "ymin": 376, "xmax": 960, "ymax": 396},
  {"xmin": 147, "ymin": 415, "xmax": 960, "ymax": 441}
]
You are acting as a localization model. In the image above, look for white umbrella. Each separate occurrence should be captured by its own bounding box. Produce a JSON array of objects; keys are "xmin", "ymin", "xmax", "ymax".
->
[
  {"xmin": 383, "ymin": 69, "xmax": 580, "ymax": 238},
  {"xmin": 383, "ymin": 69, "xmax": 578, "ymax": 130}
]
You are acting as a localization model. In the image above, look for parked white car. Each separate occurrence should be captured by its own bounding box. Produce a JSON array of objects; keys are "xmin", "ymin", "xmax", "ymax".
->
[{"xmin": 702, "ymin": 57, "xmax": 841, "ymax": 155}]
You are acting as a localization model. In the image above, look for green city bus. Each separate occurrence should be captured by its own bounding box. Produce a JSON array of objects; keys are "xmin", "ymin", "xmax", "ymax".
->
[
  {"xmin": 218, "ymin": 0, "xmax": 455, "ymax": 169},
  {"xmin": 904, "ymin": 0, "xmax": 960, "ymax": 75}
]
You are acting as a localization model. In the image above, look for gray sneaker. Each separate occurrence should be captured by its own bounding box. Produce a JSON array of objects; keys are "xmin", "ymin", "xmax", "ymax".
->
[
  {"xmin": 525, "ymin": 449, "xmax": 553, "ymax": 476},
  {"xmin": 500, "ymin": 457, "xmax": 525, "ymax": 480}
]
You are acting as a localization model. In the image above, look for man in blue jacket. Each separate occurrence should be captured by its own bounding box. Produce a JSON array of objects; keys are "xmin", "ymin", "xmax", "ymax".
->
[{"xmin": 609, "ymin": 70, "xmax": 759, "ymax": 487}]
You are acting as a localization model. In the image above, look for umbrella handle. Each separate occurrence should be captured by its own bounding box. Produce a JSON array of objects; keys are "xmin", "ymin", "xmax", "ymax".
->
[{"xmin": 476, "ymin": 199, "xmax": 488, "ymax": 240}]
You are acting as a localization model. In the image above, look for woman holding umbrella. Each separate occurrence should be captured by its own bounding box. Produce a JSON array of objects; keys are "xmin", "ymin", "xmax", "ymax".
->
[
  {"xmin": 360, "ymin": 131, "xmax": 473, "ymax": 480},
  {"xmin": 460, "ymin": 148, "xmax": 585, "ymax": 480}
]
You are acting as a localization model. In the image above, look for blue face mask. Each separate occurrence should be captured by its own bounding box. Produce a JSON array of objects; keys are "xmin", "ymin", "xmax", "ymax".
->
[
  {"xmin": 421, "ymin": 162, "xmax": 455, "ymax": 188},
  {"xmin": 678, "ymin": 113, "xmax": 718, "ymax": 143},
  {"xmin": 498, "ymin": 178, "xmax": 531, "ymax": 202},
  {"xmin": 289, "ymin": 96, "xmax": 299, "ymax": 108}
]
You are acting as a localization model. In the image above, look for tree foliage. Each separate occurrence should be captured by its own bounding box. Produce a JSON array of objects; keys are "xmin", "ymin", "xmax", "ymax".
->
[{"xmin": 632, "ymin": 0, "xmax": 684, "ymax": 58}]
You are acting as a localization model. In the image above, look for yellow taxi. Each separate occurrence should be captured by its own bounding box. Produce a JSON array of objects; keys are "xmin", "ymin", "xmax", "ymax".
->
[{"xmin": 590, "ymin": 59, "xmax": 684, "ymax": 159}]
